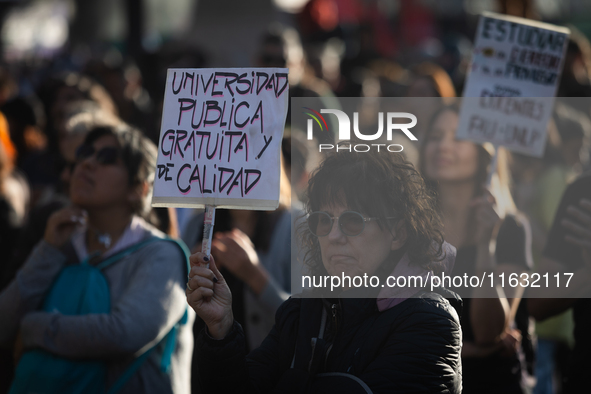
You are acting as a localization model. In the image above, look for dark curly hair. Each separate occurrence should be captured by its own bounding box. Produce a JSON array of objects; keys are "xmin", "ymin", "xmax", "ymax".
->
[{"xmin": 300, "ymin": 146, "xmax": 445, "ymax": 277}]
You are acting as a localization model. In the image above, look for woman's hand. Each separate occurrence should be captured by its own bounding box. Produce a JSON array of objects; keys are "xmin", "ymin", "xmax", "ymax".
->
[
  {"xmin": 461, "ymin": 327, "xmax": 521, "ymax": 358},
  {"xmin": 498, "ymin": 327, "xmax": 522, "ymax": 357},
  {"xmin": 211, "ymin": 229, "xmax": 270, "ymax": 295},
  {"xmin": 186, "ymin": 253, "xmax": 234, "ymax": 340},
  {"xmin": 44, "ymin": 206, "xmax": 87, "ymax": 248},
  {"xmin": 471, "ymin": 188, "xmax": 501, "ymax": 245},
  {"xmin": 563, "ymin": 198, "xmax": 591, "ymax": 267}
]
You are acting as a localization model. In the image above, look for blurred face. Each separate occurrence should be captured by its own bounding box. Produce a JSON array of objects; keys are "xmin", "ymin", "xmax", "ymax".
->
[
  {"xmin": 316, "ymin": 203, "xmax": 399, "ymax": 279},
  {"xmin": 70, "ymin": 135, "xmax": 133, "ymax": 211},
  {"xmin": 423, "ymin": 110, "xmax": 479, "ymax": 183}
]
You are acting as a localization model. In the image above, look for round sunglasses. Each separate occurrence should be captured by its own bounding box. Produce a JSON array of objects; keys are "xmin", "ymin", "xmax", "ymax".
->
[
  {"xmin": 307, "ymin": 211, "xmax": 397, "ymax": 237},
  {"xmin": 75, "ymin": 144, "xmax": 121, "ymax": 165}
]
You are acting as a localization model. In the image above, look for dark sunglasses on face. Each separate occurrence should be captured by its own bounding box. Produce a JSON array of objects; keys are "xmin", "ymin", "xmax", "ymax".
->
[
  {"xmin": 307, "ymin": 211, "xmax": 397, "ymax": 237},
  {"xmin": 75, "ymin": 145, "xmax": 120, "ymax": 165}
]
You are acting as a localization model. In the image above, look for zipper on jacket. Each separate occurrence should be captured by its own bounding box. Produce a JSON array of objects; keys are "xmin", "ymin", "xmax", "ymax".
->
[
  {"xmin": 331, "ymin": 302, "xmax": 340, "ymax": 334},
  {"xmin": 325, "ymin": 301, "xmax": 341, "ymax": 370}
]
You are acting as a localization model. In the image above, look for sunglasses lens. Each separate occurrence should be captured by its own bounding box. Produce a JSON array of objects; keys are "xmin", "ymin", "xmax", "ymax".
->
[
  {"xmin": 308, "ymin": 212, "xmax": 333, "ymax": 237},
  {"xmin": 96, "ymin": 147, "xmax": 119, "ymax": 165},
  {"xmin": 75, "ymin": 144, "xmax": 94, "ymax": 161},
  {"xmin": 340, "ymin": 212, "xmax": 365, "ymax": 236}
]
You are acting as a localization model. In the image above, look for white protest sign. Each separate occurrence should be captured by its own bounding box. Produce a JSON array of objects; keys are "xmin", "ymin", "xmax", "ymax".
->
[
  {"xmin": 457, "ymin": 12, "xmax": 569, "ymax": 157},
  {"xmin": 151, "ymin": 68, "xmax": 289, "ymax": 209}
]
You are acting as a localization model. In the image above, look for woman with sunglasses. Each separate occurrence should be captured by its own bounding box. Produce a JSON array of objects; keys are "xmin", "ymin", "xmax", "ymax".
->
[
  {"xmin": 419, "ymin": 103, "xmax": 533, "ymax": 394},
  {"xmin": 187, "ymin": 148, "xmax": 462, "ymax": 393},
  {"xmin": 0, "ymin": 124, "xmax": 193, "ymax": 394}
]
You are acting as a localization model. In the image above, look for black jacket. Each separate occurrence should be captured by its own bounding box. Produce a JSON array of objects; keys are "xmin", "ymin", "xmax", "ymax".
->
[{"xmin": 196, "ymin": 290, "xmax": 462, "ymax": 393}]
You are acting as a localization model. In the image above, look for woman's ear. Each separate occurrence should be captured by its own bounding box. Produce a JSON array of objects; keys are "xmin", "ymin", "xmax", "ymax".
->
[{"xmin": 390, "ymin": 221, "xmax": 407, "ymax": 251}]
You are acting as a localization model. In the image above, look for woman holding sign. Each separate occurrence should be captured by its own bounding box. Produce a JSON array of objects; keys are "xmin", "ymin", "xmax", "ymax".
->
[
  {"xmin": 187, "ymin": 149, "xmax": 462, "ymax": 393},
  {"xmin": 420, "ymin": 103, "xmax": 533, "ymax": 394},
  {"xmin": 181, "ymin": 166, "xmax": 293, "ymax": 349}
]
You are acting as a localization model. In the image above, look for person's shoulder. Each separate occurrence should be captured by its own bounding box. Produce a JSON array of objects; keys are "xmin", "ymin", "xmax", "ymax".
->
[
  {"xmin": 144, "ymin": 237, "xmax": 188, "ymax": 256},
  {"xmin": 389, "ymin": 290, "xmax": 462, "ymax": 326},
  {"xmin": 377, "ymin": 293, "xmax": 462, "ymax": 367},
  {"xmin": 131, "ymin": 219, "xmax": 188, "ymax": 263},
  {"xmin": 275, "ymin": 296, "xmax": 303, "ymax": 322},
  {"xmin": 264, "ymin": 297, "xmax": 304, "ymax": 340},
  {"xmin": 135, "ymin": 215, "xmax": 167, "ymax": 239}
]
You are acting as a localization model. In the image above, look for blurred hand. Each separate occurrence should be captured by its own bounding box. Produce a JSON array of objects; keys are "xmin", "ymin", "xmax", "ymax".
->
[
  {"xmin": 562, "ymin": 198, "xmax": 591, "ymax": 267},
  {"xmin": 186, "ymin": 253, "xmax": 233, "ymax": 339},
  {"xmin": 471, "ymin": 187, "xmax": 501, "ymax": 245},
  {"xmin": 211, "ymin": 229, "xmax": 261, "ymax": 283},
  {"xmin": 44, "ymin": 206, "xmax": 87, "ymax": 248},
  {"xmin": 461, "ymin": 327, "xmax": 521, "ymax": 358},
  {"xmin": 498, "ymin": 327, "xmax": 522, "ymax": 358}
]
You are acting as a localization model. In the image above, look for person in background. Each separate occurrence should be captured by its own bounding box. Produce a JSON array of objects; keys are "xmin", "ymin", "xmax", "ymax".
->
[
  {"xmin": 0, "ymin": 112, "xmax": 26, "ymax": 394},
  {"xmin": 0, "ymin": 111, "xmax": 28, "ymax": 231},
  {"xmin": 256, "ymin": 25, "xmax": 340, "ymax": 144},
  {"xmin": 5, "ymin": 103, "xmax": 120, "ymax": 287},
  {"xmin": 528, "ymin": 173, "xmax": 591, "ymax": 394},
  {"xmin": 420, "ymin": 102, "xmax": 533, "ymax": 394},
  {"xmin": 1, "ymin": 95, "xmax": 47, "ymax": 173},
  {"xmin": 404, "ymin": 62, "xmax": 457, "ymax": 145},
  {"xmin": 0, "ymin": 111, "xmax": 29, "ymax": 287},
  {"xmin": 0, "ymin": 123, "xmax": 193, "ymax": 394},
  {"xmin": 557, "ymin": 28, "xmax": 591, "ymax": 103},
  {"xmin": 512, "ymin": 102, "xmax": 591, "ymax": 394},
  {"xmin": 406, "ymin": 62, "xmax": 457, "ymax": 98}
]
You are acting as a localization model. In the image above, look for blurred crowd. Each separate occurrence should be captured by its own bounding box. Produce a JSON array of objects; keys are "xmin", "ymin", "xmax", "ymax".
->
[{"xmin": 1, "ymin": 0, "xmax": 591, "ymax": 393}]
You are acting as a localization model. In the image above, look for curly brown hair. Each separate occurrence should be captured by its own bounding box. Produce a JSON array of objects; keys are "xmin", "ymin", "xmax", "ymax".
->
[{"xmin": 299, "ymin": 146, "xmax": 446, "ymax": 277}]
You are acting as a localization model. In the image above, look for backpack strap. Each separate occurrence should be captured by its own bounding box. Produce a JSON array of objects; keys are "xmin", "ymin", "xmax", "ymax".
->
[
  {"xmin": 94, "ymin": 237, "xmax": 163, "ymax": 271},
  {"xmin": 158, "ymin": 238, "xmax": 190, "ymax": 374},
  {"xmin": 100, "ymin": 237, "xmax": 191, "ymax": 394},
  {"xmin": 106, "ymin": 345, "xmax": 157, "ymax": 394}
]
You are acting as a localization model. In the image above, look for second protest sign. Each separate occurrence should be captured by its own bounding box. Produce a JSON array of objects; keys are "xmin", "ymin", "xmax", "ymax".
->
[{"xmin": 457, "ymin": 12, "xmax": 569, "ymax": 157}]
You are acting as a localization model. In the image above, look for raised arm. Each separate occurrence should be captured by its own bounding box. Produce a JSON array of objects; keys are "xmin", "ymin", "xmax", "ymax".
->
[{"xmin": 470, "ymin": 203, "xmax": 531, "ymax": 346}]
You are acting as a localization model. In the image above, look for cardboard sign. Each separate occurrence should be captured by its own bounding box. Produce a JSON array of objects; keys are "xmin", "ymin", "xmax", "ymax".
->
[
  {"xmin": 151, "ymin": 68, "xmax": 289, "ymax": 209},
  {"xmin": 457, "ymin": 12, "xmax": 569, "ymax": 157}
]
